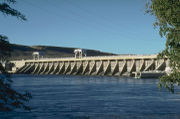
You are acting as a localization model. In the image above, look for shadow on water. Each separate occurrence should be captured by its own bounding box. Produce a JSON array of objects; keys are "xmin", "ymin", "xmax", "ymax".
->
[{"xmin": 1, "ymin": 75, "xmax": 180, "ymax": 119}]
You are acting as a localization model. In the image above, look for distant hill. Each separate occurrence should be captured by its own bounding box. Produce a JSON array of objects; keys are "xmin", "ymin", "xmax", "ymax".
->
[{"xmin": 10, "ymin": 44, "xmax": 116, "ymax": 60}]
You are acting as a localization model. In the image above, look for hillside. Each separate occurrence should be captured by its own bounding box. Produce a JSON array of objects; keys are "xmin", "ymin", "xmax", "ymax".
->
[{"xmin": 10, "ymin": 44, "xmax": 116, "ymax": 60}]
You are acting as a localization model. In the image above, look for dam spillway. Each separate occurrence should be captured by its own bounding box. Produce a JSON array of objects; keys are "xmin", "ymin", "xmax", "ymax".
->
[{"xmin": 11, "ymin": 55, "xmax": 168, "ymax": 78}]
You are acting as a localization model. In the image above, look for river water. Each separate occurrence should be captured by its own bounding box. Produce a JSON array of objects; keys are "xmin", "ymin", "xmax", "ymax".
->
[{"xmin": 1, "ymin": 75, "xmax": 180, "ymax": 119}]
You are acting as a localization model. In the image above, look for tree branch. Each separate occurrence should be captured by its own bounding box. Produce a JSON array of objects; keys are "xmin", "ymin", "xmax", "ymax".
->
[{"xmin": 0, "ymin": 2, "xmax": 26, "ymax": 20}]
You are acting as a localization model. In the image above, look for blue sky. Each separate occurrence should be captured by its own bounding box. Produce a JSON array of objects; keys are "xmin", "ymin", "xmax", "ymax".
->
[{"xmin": 0, "ymin": 0, "xmax": 166, "ymax": 54}]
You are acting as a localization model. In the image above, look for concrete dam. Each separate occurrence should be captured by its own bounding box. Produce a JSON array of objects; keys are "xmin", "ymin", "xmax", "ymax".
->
[{"xmin": 10, "ymin": 54, "xmax": 169, "ymax": 78}]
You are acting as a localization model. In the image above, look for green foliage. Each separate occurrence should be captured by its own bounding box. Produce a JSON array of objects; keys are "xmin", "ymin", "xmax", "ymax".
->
[
  {"xmin": 0, "ymin": 0, "xmax": 26, "ymax": 20},
  {"xmin": 0, "ymin": 35, "xmax": 12, "ymax": 60},
  {"xmin": 146, "ymin": 0, "xmax": 180, "ymax": 93},
  {"xmin": 0, "ymin": 0, "xmax": 31, "ymax": 111},
  {"xmin": 0, "ymin": 35, "xmax": 32, "ymax": 111}
]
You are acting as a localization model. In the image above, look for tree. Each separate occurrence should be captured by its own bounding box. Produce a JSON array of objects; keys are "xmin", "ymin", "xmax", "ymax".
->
[
  {"xmin": 146, "ymin": 0, "xmax": 180, "ymax": 93},
  {"xmin": 0, "ymin": 0, "xmax": 31, "ymax": 111}
]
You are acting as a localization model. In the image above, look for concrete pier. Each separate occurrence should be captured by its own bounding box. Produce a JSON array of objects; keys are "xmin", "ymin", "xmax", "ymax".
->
[{"xmin": 10, "ymin": 55, "xmax": 168, "ymax": 78}]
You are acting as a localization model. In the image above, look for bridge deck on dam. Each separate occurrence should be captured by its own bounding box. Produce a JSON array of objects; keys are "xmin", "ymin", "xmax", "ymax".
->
[{"xmin": 11, "ymin": 55, "xmax": 168, "ymax": 78}]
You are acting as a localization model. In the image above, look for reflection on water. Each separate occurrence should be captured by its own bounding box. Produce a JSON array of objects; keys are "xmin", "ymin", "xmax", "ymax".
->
[{"xmin": 1, "ymin": 75, "xmax": 180, "ymax": 119}]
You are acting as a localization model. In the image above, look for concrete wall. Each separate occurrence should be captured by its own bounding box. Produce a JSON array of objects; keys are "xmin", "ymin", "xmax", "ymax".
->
[
  {"xmin": 10, "ymin": 60, "xmax": 26, "ymax": 72},
  {"xmin": 11, "ymin": 55, "xmax": 168, "ymax": 77}
]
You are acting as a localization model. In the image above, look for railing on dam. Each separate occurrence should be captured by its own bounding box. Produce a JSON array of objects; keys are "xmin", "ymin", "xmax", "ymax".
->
[
  {"xmin": 11, "ymin": 54, "xmax": 158, "ymax": 61},
  {"xmin": 10, "ymin": 54, "xmax": 168, "ymax": 78}
]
